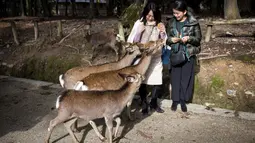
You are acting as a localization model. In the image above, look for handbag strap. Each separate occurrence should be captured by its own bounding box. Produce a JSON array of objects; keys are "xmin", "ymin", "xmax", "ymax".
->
[{"xmin": 148, "ymin": 26, "xmax": 155, "ymax": 42}]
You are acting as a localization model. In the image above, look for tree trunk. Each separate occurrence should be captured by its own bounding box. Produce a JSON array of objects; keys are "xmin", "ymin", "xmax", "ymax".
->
[
  {"xmin": 65, "ymin": 0, "xmax": 68, "ymax": 16},
  {"xmin": 238, "ymin": 0, "xmax": 252, "ymax": 14},
  {"xmin": 32, "ymin": 0, "xmax": 37, "ymax": 16},
  {"xmin": 20, "ymin": 0, "xmax": 26, "ymax": 16},
  {"xmin": 11, "ymin": 1, "xmax": 17, "ymax": 16},
  {"xmin": 56, "ymin": 0, "xmax": 59, "ymax": 15},
  {"xmin": 224, "ymin": 0, "xmax": 241, "ymax": 19},
  {"xmin": 27, "ymin": 0, "xmax": 32, "ymax": 16},
  {"xmin": 89, "ymin": 0, "xmax": 95, "ymax": 18},
  {"xmin": 40, "ymin": 0, "xmax": 50, "ymax": 17},
  {"xmin": 71, "ymin": 0, "xmax": 76, "ymax": 16},
  {"xmin": 211, "ymin": 0, "xmax": 218, "ymax": 14},
  {"xmin": 106, "ymin": 0, "xmax": 113, "ymax": 16},
  {"xmin": 0, "ymin": 0, "xmax": 7, "ymax": 17}
]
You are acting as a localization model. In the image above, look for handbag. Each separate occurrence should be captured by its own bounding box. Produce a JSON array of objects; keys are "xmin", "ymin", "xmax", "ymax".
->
[{"xmin": 170, "ymin": 45, "xmax": 187, "ymax": 66}]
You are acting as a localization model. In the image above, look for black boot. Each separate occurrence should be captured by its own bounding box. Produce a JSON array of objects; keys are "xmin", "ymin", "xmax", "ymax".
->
[
  {"xmin": 180, "ymin": 100, "xmax": 187, "ymax": 112},
  {"xmin": 150, "ymin": 85, "xmax": 164, "ymax": 113},
  {"xmin": 171, "ymin": 101, "xmax": 178, "ymax": 111}
]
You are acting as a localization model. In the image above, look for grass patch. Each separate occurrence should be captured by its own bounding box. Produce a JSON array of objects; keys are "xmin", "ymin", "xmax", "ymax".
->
[
  {"xmin": 9, "ymin": 55, "xmax": 82, "ymax": 83},
  {"xmin": 193, "ymin": 75, "xmax": 255, "ymax": 113},
  {"xmin": 210, "ymin": 75, "xmax": 225, "ymax": 93}
]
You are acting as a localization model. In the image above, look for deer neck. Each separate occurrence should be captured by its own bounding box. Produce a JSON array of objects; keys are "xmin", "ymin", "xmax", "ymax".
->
[
  {"xmin": 117, "ymin": 52, "xmax": 138, "ymax": 68},
  {"xmin": 134, "ymin": 54, "xmax": 152, "ymax": 75},
  {"xmin": 117, "ymin": 83, "xmax": 138, "ymax": 107}
]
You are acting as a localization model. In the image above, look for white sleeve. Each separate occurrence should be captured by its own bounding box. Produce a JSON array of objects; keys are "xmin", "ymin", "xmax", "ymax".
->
[{"xmin": 127, "ymin": 20, "xmax": 141, "ymax": 43}]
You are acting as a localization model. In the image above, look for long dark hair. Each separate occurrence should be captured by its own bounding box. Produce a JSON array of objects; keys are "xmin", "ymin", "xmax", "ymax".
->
[
  {"xmin": 172, "ymin": 0, "xmax": 187, "ymax": 12},
  {"xmin": 140, "ymin": 2, "xmax": 161, "ymax": 25}
]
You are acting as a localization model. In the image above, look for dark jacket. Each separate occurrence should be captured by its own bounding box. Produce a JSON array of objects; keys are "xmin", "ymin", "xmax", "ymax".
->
[{"xmin": 166, "ymin": 12, "xmax": 202, "ymax": 58}]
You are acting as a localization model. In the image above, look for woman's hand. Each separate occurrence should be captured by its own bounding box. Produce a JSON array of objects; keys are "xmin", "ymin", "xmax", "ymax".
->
[
  {"xmin": 181, "ymin": 36, "xmax": 189, "ymax": 43},
  {"xmin": 171, "ymin": 37, "xmax": 181, "ymax": 43},
  {"xmin": 157, "ymin": 22, "xmax": 166, "ymax": 33}
]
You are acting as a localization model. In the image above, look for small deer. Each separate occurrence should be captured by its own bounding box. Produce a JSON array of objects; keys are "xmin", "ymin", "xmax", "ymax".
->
[
  {"xmin": 74, "ymin": 39, "xmax": 165, "ymax": 120},
  {"xmin": 85, "ymin": 28, "xmax": 120, "ymax": 61},
  {"xmin": 45, "ymin": 72, "xmax": 144, "ymax": 143},
  {"xmin": 59, "ymin": 43, "xmax": 142, "ymax": 90}
]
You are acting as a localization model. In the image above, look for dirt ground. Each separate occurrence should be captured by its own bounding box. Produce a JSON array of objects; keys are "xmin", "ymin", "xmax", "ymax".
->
[
  {"xmin": 0, "ymin": 17, "xmax": 254, "ymax": 110},
  {"xmin": 0, "ymin": 17, "xmax": 254, "ymax": 65},
  {"xmin": 0, "ymin": 76, "xmax": 254, "ymax": 143}
]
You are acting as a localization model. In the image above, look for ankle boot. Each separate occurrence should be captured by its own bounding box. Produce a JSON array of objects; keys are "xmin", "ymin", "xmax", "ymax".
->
[
  {"xmin": 180, "ymin": 100, "xmax": 187, "ymax": 112},
  {"xmin": 150, "ymin": 85, "xmax": 164, "ymax": 113},
  {"xmin": 171, "ymin": 101, "xmax": 178, "ymax": 111}
]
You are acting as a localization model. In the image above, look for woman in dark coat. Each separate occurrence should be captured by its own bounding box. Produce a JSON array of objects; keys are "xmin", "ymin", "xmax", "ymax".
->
[{"xmin": 166, "ymin": 0, "xmax": 202, "ymax": 112}]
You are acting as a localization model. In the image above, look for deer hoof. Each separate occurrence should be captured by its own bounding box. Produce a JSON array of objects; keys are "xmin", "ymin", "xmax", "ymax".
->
[
  {"xmin": 99, "ymin": 137, "xmax": 107, "ymax": 142},
  {"xmin": 128, "ymin": 115, "xmax": 135, "ymax": 121},
  {"xmin": 72, "ymin": 127, "xmax": 80, "ymax": 133},
  {"xmin": 113, "ymin": 136, "xmax": 120, "ymax": 142}
]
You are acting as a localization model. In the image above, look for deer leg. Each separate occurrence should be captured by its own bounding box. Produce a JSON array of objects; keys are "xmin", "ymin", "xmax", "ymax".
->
[
  {"xmin": 89, "ymin": 120, "xmax": 106, "ymax": 141},
  {"xmin": 64, "ymin": 118, "xmax": 79, "ymax": 143},
  {"xmin": 126, "ymin": 100, "xmax": 134, "ymax": 120},
  {"xmin": 45, "ymin": 115, "xmax": 69, "ymax": 143},
  {"xmin": 113, "ymin": 117, "xmax": 121, "ymax": 138},
  {"xmin": 71, "ymin": 120, "xmax": 79, "ymax": 133},
  {"xmin": 104, "ymin": 117, "xmax": 113, "ymax": 143}
]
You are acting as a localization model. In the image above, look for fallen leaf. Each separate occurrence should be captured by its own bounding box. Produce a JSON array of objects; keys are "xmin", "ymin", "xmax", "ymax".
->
[{"xmin": 137, "ymin": 130, "xmax": 152, "ymax": 139}]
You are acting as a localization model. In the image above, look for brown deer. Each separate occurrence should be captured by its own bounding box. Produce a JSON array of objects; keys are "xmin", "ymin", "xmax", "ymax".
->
[
  {"xmin": 59, "ymin": 43, "xmax": 142, "ymax": 90},
  {"xmin": 45, "ymin": 72, "xmax": 144, "ymax": 143}
]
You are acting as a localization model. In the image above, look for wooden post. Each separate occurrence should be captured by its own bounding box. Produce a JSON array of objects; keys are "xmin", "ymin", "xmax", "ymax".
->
[
  {"xmin": 205, "ymin": 25, "xmax": 212, "ymax": 42},
  {"xmin": 205, "ymin": 18, "xmax": 213, "ymax": 42},
  {"xmin": 118, "ymin": 22, "xmax": 125, "ymax": 42},
  {"xmin": 57, "ymin": 20, "xmax": 63, "ymax": 37},
  {"xmin": 34, "ymin": 21, "xmax": 39, "ymax": 40},
  {"xmin": 10, "ymin": 21, "xmax": 20, "ymax": 45}
]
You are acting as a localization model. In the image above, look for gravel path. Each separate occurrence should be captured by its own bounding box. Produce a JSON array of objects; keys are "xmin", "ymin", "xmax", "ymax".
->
[{"xmin": 0, "ymin": 76, "xmax": 254, "ymax": 143}]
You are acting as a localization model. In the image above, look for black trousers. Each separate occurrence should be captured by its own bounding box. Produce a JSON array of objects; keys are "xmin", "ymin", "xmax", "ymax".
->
[
  {"xmin": 171, "ymin": 56, "xmax": 195, "ymax": 102},
  {"xmin": 139, "ymin": 84, "xmax": 162, "ymax": 110}
]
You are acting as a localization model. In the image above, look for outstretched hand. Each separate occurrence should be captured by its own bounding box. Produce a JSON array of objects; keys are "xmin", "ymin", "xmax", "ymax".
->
[{"xmin": 157, "ymin": 22, "xmax": 166, "ymax": 33}]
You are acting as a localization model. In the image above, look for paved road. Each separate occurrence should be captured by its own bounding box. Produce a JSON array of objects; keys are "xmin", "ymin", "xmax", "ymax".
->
[{"xmin": 0, "ymin": 76, "xmax": 254, "ymax": 143}]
